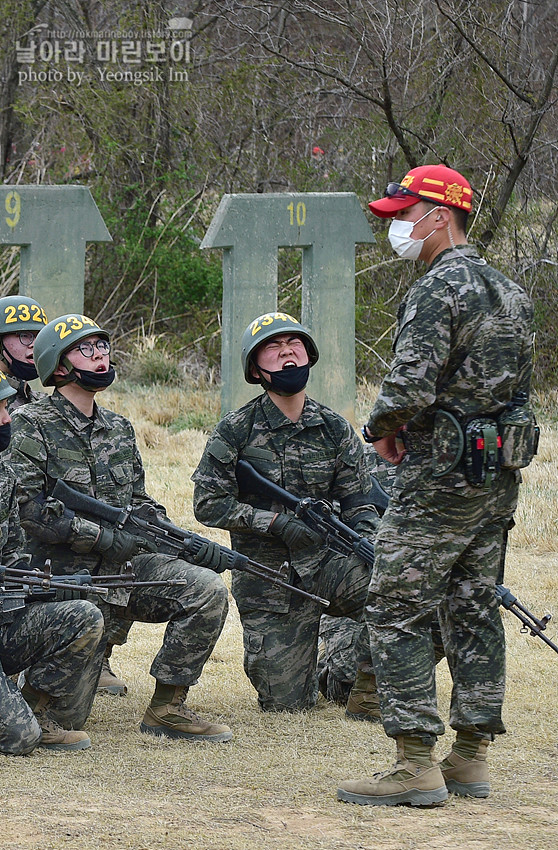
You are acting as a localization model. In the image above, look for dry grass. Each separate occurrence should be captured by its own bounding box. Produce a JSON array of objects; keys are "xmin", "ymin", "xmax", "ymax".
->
[{"xmin": 2, "ymin": 383, "xmax": 557, "ymax": 850}]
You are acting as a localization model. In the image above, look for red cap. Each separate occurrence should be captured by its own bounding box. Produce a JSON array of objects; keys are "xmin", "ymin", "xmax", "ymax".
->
[{"xmin": 369, "ymin": 164, "xmax": 473, "ymax": 218}]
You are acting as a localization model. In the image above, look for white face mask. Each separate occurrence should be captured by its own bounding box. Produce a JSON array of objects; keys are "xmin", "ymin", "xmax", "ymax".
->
[{"xmin": 388, "ymin": 207, "xmax": 439, "ymax": 259}]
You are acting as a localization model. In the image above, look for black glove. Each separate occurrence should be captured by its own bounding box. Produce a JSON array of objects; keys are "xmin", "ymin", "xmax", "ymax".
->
[
  {"xmin": 189, "ymin": 539, "xmax": 229, "ymax": 573},
  {"xmin": 53, "ymin": 569, "xmax": 92, "ymax": 602},
  {"xmin": 94, "ymin": 527, "xmax": 156, "ymax": 563},
  {"xmin": 269, "ymin": 513, "xmax": 323, "ymax": 551}
]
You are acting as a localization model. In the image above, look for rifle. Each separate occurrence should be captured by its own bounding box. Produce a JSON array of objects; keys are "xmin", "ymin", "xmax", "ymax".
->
[
  {"xmin": 1, "ymin": 558, "xmax": 240, "ymax": 608},
  {"xmin": 0, "ymin": 560, "xmax": 198, "ymax": 600},
  {"xmin": 236, "ymin": 458, "xmax": 378, "ymax": 568},
  {"xmin": 51, "ymin": 480, "xmax": 329, "ymax": 607},
  {"xmin": 236, "ymin": 460, "xmax": 557, "ymax": 657},
  {"xmin": 496, "ymin": 585, "xmax": 558, "ymax": 655},
  {"xmin": 1, "ymin": 560, "xmax": 108, "ymax": 598},
  {"xmin": 0, "ymin": 561, "xmax": 109, "ymax": 621}
]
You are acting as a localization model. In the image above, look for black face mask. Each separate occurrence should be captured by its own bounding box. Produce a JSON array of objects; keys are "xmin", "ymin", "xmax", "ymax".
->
[
  {"xmin": 5, "ymin": 355, "xmax": 38, "ymax": 381},
  {"xmin": 0, "ymin": 422, "xmax": 11, "ymax": 452},
  {"xmin": 258, "ymin": 363, "xmax": 310, "ymax": 396},
  {"xmin": 72, "ymin": 365, "xmax": 116, "ymax": 392}
]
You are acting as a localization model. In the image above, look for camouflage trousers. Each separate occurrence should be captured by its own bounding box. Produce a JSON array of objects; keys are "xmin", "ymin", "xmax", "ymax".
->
[
  {"xmin": 98, "ymin": 552, "xmax": 229, "ymax": 682},
  {"xmin": 0, "ymin": 599, "xmax": 104, "ymax": 755},
  {"xmin": 317, "ymin": 615, "xmax": 362, "ymax": 704},
  {"xmin": 68, "ymin": 553, "xmax": 229, "ymax": 727},
  {"xmin": 236, "ymin": 551, "xmax": 371, "ymax": 712},
  {"xmin": 366, "ymin": 465, "xmax": 519, "ymax": 741},
  {"xmin": 317, "ymin": 614, "xmax": 446, "ymax": 705}
]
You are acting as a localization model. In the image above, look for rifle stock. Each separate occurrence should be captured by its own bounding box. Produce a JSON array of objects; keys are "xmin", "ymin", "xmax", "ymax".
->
[{"xmin": 51, "ymin": 479, "xmax": 329, "ymax": 607}]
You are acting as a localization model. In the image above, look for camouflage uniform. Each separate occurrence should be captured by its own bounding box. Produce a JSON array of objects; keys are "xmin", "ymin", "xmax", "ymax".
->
[
  {"xmin": 8, "ymin": 390, "xmax": 229, "ymax": 728},
  {"xmin": 317, "ymin": 447, "xmax": 445, "ymax": 703},
  {"xmin": 316, "ymin": 447, "xmax": 385, "ymax": 702},
  {"xmin": 365, "ymin": 246, "xmax": 534, "ymax": 741},
  {"xmin": 5, "ymin": 375, "xmax": 45, "ymax": 413},
  {"xmin": 317, "ymin": 614, "xmax": 361, "ymax": 704},
  {"xmin": 192, "ymin": 392, "xmax": 378, "ymax": 711},
  {"xmin": 0, "ymin": 456, "xmax": 103, "ymax": 755}
]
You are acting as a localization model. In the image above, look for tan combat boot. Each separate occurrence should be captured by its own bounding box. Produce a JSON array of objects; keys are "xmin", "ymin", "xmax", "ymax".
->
[
  {"xmin": 21, "ymin": 683, "xmax": 91, "ymax": 752},
  {"xmin": 439, "ymin": 731, "xmax": 491, "ymax": 798},
  {"xmin": 337, "ymin": 735, "xmax": 448, "ymax": 807},
  {"xmin": 96, "ymin": 645, "xmax": 128, "ymax": 696},
  {"xmin": 140, "ymin": 684, "xmax": 232, "ymax": 742},
  {"xmin": 345, "ymin": 668, "xmax": 381, "ymax": 722}
]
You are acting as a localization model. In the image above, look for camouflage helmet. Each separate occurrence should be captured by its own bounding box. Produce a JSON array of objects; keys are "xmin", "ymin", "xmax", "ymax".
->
[
  {"xmin": 0, "ymin": 371, "xmax": 17, "ymax": 403},
  {"xmin": 34, "ymin": 314, "xmax": 110, "ymax": 386},
  {"xmin": 0, "ymin": 295, "xmax": 48, "ymax": 336},
  {"xmin": 241, "ymin": 311, "xmax": 319, "ymax": 384}
]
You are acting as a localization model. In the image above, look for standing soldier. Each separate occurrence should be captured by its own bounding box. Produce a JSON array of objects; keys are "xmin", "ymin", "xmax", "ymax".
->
[
  {"xmin": 193, "ymin": 312, "xmax": 381, "ymax": 716},
  {"xmin": 8, "ymin": 314, "xmax": 232, "ymax": 742},
  {"xmin": 338, "ymin": 164, "xmax": 535, "ymax": 806},
  {"xmin": 0, "ymin": 371, "xmax": 103, "ymax": 754}
]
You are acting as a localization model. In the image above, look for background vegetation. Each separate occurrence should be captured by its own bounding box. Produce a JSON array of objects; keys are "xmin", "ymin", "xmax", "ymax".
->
[
  {"xmin": 1, "ymin": 0, "xmax": 557, "ymax": 388},
  {"xmin": 1, "ymin": 8, "xmax": 556, "ymax": 845}
]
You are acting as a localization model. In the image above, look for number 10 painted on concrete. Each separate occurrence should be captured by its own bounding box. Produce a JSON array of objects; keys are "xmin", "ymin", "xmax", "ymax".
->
[{"xmin": 201, "ymin": 192, "xmax": 375, "ymax": 421}]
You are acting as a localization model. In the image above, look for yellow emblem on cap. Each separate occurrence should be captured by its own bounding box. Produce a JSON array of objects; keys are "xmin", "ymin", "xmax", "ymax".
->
[{"xmin": 445, "ymin": 183, "xmax": 464, "ymax": 206}]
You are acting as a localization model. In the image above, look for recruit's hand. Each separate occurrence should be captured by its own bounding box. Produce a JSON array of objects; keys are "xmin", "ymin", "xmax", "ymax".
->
[
  {"xmin": 189, "ymin": 539, "xmax": 229, "ymax": 573},
  {"xmin": 269, "ymin": 513, "xmax": 323, "ymax": 551},
  {"xmin": 94, "ymin": 527, "xmax": 156, "ymax": 563}
]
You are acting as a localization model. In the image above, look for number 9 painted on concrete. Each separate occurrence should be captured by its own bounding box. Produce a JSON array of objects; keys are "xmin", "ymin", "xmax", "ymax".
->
[{"xmin": 5, "ymin": 191, "xmax": 21, "ymax": 228}]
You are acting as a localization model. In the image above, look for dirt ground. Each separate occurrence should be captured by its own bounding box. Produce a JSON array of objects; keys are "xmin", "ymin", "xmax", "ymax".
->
[
  {"xmin": 2, "ymin": 773, "xmax": 558, "ymax": 850},
  {"xmin": 2, "ymin": 402, "xmax": 557, "ymax": 850},
  {"xmin": 2, "ymin": 551, "xmax": 557, "ymax": 850}
]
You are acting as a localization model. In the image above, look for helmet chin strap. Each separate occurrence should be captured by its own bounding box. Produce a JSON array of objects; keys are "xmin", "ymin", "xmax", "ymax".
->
[
  {"xmin": 255, "ymin": 366, "xmax": 272, "ymax": 392},
  {"xmin": 1, "ymin": 343, "xmax": 39, "ymax": 381},
  {"xmin": 54, "ymin": 355, "xmax": 80, "ymax": 388}
]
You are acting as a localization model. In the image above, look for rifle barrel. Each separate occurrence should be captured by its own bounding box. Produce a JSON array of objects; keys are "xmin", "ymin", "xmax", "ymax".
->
[
  {"xmin": 3, "ymin": 575, "xmax": 109, "ymax": 596},
  {"xmin": 497, "ymin": 585, "xmax": 558, "ymax": 655}
]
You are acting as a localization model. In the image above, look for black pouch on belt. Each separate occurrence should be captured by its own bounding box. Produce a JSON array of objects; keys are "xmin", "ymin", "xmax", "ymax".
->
[{"xmin": 463, "ymin": 417, "xmax": 502, "ymax": 489}]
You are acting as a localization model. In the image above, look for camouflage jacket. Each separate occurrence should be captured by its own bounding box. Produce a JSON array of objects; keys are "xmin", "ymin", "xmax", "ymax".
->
[
  {"xmin": 367, "ymin": 246, "xmax": 534, "ymax": 438},
  {"xmin": 193, "ymin": 392, "xmax": 376, "ymax": 611},
  {"xmin": 7, "ymin": 390, "xmax": 164, "ymax": 575},
  {"xmin": 6, "ymin": 376, "xmax": 46, "ymax": 413},
  {"xmin": 0, "ymin": 456, "xmax": 26, "ymax": 565},
  {"xmin": 0, "ymin": 456, "xmax": 29, "ymax": 630}
]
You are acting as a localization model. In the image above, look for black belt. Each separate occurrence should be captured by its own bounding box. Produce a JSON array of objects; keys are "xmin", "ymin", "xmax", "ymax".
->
[{"xmin": 400, "ymin": 431, "xmax": 432, "ymax": 453}]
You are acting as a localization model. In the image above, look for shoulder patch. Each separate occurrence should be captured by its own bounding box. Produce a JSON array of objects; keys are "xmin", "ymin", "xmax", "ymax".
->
[
  {"xmin": 207, "ymin": 438, "xmax": 235, "ymax": 462},
  {"xmin": 16, "ymin": 435, "xmax": 44, "ymax": 460}
]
